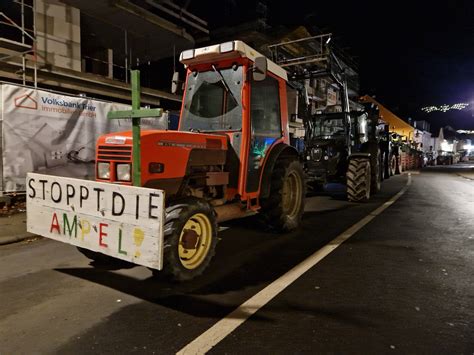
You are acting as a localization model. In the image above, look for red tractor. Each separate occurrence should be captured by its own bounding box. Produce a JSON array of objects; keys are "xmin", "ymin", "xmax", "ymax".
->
[{"xmin": 90, "ymin": 41, "xmax": 305, "ymax": 281}]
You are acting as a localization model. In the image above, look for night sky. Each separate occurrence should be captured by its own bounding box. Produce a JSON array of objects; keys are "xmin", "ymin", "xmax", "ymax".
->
[{"xmin": 189, "ymin": 0, "xmax": 473, "ymax": 132}]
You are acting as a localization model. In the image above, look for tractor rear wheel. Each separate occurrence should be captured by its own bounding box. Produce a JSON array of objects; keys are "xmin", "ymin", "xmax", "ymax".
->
[
  {"xmin": 260, "ymin": 159, "xmax": 305, "ymax": 232},
  {"xmin": 158, "ymin": 198, "xmax": 218, "ymax": 282},
  {"xmin": 347, "ymin": 158, "xmax": 371, "ymax": 202}
]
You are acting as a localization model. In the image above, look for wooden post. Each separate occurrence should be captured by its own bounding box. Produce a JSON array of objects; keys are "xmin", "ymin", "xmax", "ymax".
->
[
  {"xmin": 107, "ymin": 70, "xmax": 163, "ymax": 186},
  {"xmin": 131, "ymin": 70, "xmax": 141, "ymax": 186}
]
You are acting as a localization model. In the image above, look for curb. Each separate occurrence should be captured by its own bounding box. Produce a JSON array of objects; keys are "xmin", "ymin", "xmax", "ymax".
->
[
  {"xmin": 0, "ymin": 233, "xmax": 38, "ymax": 246},
  {"xmin": 402, "ymin": 170, "xmax": 420, "ymax": 175},
  {"xmin": 457, "ymin": 174, "xmax": 474, "ymax": 181}
]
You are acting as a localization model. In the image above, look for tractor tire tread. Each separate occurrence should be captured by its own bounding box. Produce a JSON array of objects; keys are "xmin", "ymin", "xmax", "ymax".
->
[
  {"xmin": 347, "ymin": 158, "xmax": 371, "ymax": 202},
  {"xmin": 159, "ymin": 197, "xmax": 218, "ymax": 282}
]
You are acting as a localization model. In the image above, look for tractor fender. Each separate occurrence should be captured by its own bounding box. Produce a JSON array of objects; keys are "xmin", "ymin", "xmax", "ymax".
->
[
  {"xmin": 260, "ymin": 143, "xmax": 300, "ymax": 199},
  {"xmin": 349, "ymin": 152, "xmax": 371, "ymax": 159}
]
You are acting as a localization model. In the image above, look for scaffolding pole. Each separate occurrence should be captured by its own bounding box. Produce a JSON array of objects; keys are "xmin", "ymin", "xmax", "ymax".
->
[{"xmin": 1, "ymin": 1, "xmax": 37, "ymax": 87}]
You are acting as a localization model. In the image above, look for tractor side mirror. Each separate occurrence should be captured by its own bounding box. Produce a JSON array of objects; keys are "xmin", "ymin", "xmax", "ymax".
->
[
  {"xmin": 171, "ymin": 71, "xmax": 179, "ymax": 94},
  {"xmin": 253, "ymin": 56, "xmax": 267, "ymax": 81}
]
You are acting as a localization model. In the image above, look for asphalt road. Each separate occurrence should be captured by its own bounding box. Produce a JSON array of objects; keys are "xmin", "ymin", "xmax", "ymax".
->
[{"xmin": 1, "ymin": 166, "xmax": 473, "ymax": 354}]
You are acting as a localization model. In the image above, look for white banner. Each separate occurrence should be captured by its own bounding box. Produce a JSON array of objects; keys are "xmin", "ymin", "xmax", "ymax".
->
[
  {"xmin": 26, "ymin": 173, "xmax": 165, "ymax": 269},
  {"xmin": 1, "ymin": 83, "xmax": 167, "ymax": 192}
]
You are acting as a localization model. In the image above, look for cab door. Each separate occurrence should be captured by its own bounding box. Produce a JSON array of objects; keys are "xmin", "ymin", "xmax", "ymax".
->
[{"xmin": 245, "ymin": 75, "xmax": 282, "ymax": 193}]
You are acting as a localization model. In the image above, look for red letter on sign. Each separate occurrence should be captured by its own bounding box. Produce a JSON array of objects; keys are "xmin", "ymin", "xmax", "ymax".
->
[
  {"xmin": 99, "ymin": 223, "xmax": 108, "ymax": 247},
  {"xmin": 50, "ymin": 212, "xmax": 61, "ymax": 234}
]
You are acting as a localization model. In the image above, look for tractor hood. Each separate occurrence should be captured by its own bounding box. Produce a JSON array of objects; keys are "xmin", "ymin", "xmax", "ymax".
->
[
  {"xmin": 98, "ymin": 130, "xmax": 228, "ymax": 151},
  {"xmin": 96, "ymin": 130, "xmax": 229, "ymax": 193},
  {"xmin": 306, "ymin": 138, "xmax": 347, "ymax": 182},
  {"xmin": 309, "ymin": 138, "xmax": 335, "ymax": 148},
  {"xmin": 309, "ymin": 136, "xmax": 345, "ymax": 147},
  {"xmin": 306, "ymin": 138, "xmax": 344, "ymax": 158}
]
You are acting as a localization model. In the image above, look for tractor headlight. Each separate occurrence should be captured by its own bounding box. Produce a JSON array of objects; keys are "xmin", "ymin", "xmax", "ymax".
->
[
  {"xmin": 116, "ymin": 163, "xmax": 131, "ymax": 182},
  {"xmin": 97, "ymin": 162, "xmax": 110, "ymax": 179}
]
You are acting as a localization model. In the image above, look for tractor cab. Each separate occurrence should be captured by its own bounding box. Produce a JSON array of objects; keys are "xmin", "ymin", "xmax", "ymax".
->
[
  {"xmin": 178, "ymin": 41, "xmax": 292, "ymax": 201},
  {"xmin": 308, "ymin": 112, "xmax": 348, "ymax": 141},
  {"xmin": 96, "ymin": 40, "xmax": 302, "ymax": 218}
]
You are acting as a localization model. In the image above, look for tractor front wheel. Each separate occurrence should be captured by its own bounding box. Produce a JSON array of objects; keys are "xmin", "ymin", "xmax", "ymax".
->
[
  {"xmin": 347, "ymin": 158, "xmax": 371, "ymax": 202},
  {"xmin": 158, "ymin": 198, "xmax": 218, "ymax": 282}
]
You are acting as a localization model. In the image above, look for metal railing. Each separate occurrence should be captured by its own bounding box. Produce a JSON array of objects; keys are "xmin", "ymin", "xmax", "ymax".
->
[
  {"xmin": 268, "ymin": 33, "xmax": 358, "ymax": 73},
  {"xmin": 268, "ymin": 33, "xmax": 332, "ymax": 69}
]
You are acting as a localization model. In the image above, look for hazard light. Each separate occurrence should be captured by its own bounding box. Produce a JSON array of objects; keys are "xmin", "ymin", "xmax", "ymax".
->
[
  {"xmin": 181, "ymin": 49, "xmax": 195, "ymax": 60},
  {"xmin": 219, "ymin": 41, "xmax": 234, "ymax": 53}
]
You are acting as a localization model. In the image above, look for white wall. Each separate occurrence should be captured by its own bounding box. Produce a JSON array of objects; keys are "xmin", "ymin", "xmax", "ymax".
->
[
  {"xmin": 35, "ymin": 0, "xmax": 81, "ymax": 71},
  {"xmin": 414, "ymin": 129, "xmax": 432, "ymax": 153}
]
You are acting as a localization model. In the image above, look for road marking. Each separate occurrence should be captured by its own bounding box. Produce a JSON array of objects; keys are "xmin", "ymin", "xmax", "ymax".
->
[{"xmin": 177, "ymin": 174, "xmax": 412, "ymax": 355}]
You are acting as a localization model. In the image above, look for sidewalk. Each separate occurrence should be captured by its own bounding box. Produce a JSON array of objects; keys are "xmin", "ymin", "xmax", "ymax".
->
[{"xmin": 0, "ymin": 212, "xmax": 37, "ymax": 245}]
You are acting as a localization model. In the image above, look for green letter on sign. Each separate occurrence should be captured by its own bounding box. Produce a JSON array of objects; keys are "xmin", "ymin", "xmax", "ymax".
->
[{"xmin": 63, "ymin": 213, "xmax": 78, "ymax": 238}]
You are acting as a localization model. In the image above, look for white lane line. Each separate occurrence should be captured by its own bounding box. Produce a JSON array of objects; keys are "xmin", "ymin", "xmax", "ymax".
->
[{"xmin": 177, "ymin": 174, "xmax": 412, "ymax": 355}]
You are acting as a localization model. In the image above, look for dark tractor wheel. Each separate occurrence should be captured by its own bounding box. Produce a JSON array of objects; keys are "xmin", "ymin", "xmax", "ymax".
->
[
  {"xmin": 389, "ymin": 154, "xmax": 396, "ymax": 176},
  {"xmin": 395, "ymin": 155, "xmax": 402, "ymax": 174},
  {"xmin": 370, "ymin": 149, "xmax": 382, "ymax": 194},
  {"xmin": 383, "ymin": 151, "xmax": 390, "ymax": 180},
  {"xmin": 260, "ymin": 159, "xmax": 305, "ymax": 232},
  {"xmin": 158, "ymin": 198, "xmax": 218, "ymax": 282},
  {"xmin": 347, "ymin": 158, "xmax": 371, "ymax": 202}
]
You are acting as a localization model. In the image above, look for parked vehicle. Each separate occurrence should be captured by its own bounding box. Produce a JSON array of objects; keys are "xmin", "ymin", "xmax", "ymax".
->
[
  {"xmin": 304, "ymin": 108, "xmax": 388, "ymax": 201},
  {"xmin": 89, "ymin": 41, "xmax": 306, "ymax": 281},
  {"xmin": 269, "ymin": 35, "xmax": 387, "ymax": 201}
]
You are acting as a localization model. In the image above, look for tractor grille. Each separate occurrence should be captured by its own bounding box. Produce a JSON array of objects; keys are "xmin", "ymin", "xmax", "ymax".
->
[{"xmin": 97, "ymin": 145, "xmax": 132, "ymax": 161}]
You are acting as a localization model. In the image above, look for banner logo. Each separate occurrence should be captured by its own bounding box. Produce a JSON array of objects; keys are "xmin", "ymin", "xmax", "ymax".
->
[{"xmin": 14, "ymin": 92, "xmax": 38, "ymax": 110}]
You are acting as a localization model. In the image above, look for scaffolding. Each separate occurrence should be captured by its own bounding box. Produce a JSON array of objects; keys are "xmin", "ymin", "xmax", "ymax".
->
[
  {"xmin": 0, "ymin": 0, "xmax": 37, "ymax": 87},
  {"xmin": 0, "ymin": 0, "xmax": 203, "ymax": 107},
  {"xmin": 268, "ymin": 33, "xmax": 359, "ymax": 109},
  {"xmin": 268, "ymin": 33, "xmax": 358, "ymax": 86},
  {"xmin": 268, "ymin": 33, "xmax": 333, "ymax": 70}
]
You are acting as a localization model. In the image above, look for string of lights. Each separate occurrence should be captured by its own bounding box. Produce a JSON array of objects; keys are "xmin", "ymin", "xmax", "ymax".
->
[{"xmin": 421, "ymin": 103, "xmax": 470, "ymax": 113}]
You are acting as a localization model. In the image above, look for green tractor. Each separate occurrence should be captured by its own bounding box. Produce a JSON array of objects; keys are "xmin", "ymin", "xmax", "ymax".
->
[
  {"xmin": 304, "ymin": 103, "xmax": 386, "ymax": 201},
  {"xmin": 268, "ymin": 33, "xmax": 387, "ymax": 202}
]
